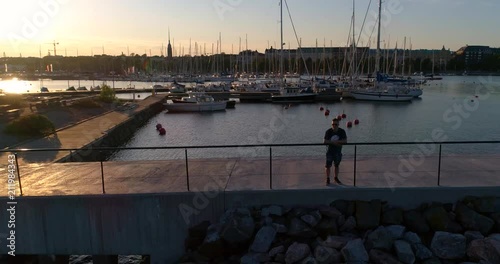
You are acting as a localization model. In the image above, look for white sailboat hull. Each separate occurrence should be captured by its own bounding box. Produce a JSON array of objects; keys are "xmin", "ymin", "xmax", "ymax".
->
[{"xmin": 350, "ymin": 91, "xmax": 413, "ymax": 101}]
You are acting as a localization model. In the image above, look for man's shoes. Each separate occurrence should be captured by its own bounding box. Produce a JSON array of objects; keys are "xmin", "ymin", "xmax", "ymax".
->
[
  {"xmin": 326, "ymin": 177, "xmax": 331, "ymax": 185},
  {"xmin": 334, "ymin": 177, "xmax": 342, "ymax": 184}
]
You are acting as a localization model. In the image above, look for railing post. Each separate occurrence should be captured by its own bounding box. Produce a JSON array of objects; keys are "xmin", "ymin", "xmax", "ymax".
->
[
  {"xmin": 100, "ymin": 151, "xmax": 105, "ymax": 194},
  {"xmin": 269, "ymin": 147, "xmax": 273, "ymax": 189},
  {"xmin": 353, "ymin": 145, "xmax": 357, "ymax": 187},
  {"xmin": 437, "ymin": 144, "xmax": 442, "ymax": 186},
  {"xmin": 14, "ymin": 153, "xmax": 23, "ymax": 196},
  {"xmin": 185, "ymin": 148, "xmax": 190, "ymax": 191}
]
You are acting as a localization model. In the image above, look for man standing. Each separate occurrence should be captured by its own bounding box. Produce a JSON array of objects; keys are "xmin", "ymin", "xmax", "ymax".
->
[{"xmin": 324, "ymin": 118, "xmax": 347, "ymax": 185}]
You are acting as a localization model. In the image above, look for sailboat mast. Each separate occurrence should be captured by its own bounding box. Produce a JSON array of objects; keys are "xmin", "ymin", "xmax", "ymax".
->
[
  {"xmin": 375, "ymin": 0, "xmax": 381, "ymax": 74},
  {"xmin": 280, "ymin": 0, "xmax": 284, "ymax": 83}
]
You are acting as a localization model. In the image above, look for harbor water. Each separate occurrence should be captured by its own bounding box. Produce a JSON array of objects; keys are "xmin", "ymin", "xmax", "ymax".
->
[{"xmin": 108, "ymin": 76, "xmax": 500, "ymax": 161}]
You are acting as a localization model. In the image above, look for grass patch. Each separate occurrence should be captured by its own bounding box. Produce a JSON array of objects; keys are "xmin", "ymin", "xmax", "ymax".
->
[{"xmin": 4, "ymin": 114, "xmax": 55, "ymax": 137}]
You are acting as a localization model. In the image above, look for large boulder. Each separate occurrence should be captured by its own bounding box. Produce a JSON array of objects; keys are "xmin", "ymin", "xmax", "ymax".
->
[
  {"xmin": 250, "ymin": 226, "xmax": 276, "ymax": 253},
  {"xmin": 466, "ymin": 237, "xmax": 500, "ymax": 263},
  {"xmin": 430, "ymin": 231, "xmax": 466, "ymax": 260},
  {"xmin": 356, "ymin": 200, "xmax": 382, "ymax": 230},
  {"xmin": 341, "ymin": 238, "xmax": 369, "ymax": 263},
  {"xmin": 455, "ymin": 202, "xmax": 494, "ymax": 235}
]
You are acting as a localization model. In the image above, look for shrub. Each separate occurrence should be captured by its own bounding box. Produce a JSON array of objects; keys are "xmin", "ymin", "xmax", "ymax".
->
[
  {"xmin": 99, "ymin": 83, "xmax": 116, "ymax": 103},
  {"xmin": 4, "ymin": 114, "xmax": 55, "ymax": 137},
  {"xmin": 70, "ymin": 98, "xmax": 101, "ymax": 108}
]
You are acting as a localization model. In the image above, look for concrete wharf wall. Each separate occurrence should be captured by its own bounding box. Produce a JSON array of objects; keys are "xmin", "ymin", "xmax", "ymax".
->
[{"xmin": 0, "ymin": 187, "xmax": 499, "ymax": 263}]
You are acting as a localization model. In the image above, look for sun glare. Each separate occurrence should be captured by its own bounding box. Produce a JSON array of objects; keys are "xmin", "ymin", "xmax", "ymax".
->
[{"xmin": 1, "ymin": 78, "xmax": 32, "ymax": 94}]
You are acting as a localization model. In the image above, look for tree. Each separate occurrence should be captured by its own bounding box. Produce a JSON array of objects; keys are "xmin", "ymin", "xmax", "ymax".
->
[{"xmin": 99, "ymin": 83, "xmax": 116, "ymax": 103}]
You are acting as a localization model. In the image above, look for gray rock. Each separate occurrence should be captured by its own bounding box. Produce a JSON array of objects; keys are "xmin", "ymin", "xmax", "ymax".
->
[
  {"xmin": 340, "ymin": 216, "xmax": 357, "ymax": 232},
  {"xmin": 321, "ymin": 235, "xmax": 352, "ymax": 249},
  {"xmin": 413, "ymin": 243, "xmax": 434, "ymax": 261},
  {"xmin": 394, "ymin": 239, "xmax": 416, "ymax": 264},
  {"xmin": 337, "ymin": 215, "xmax": 346, "ymax": 228},
  {"xmin": 300, "ymin": 256, "xmax": 317, "ymax": 264},
  {"xmin": 285, "ymin": 242, "xmax": 311, "ymax": 264},
  {"xmin": 317, "ymin": 204, "xmax": 343, "ymax": 219},
  {"xmin": 356, "ymin": 200, "xmax": 382, "ymax": 230},
  {"xmin": 341, "ymin": 238, "xmax": 369, "ymax": 263},
  {"xmin": 269, "ymin": 245, "xmax": 285, "ymax": 257},
  {"xmin": 369, "ymin": 249, "xmax": 403, "ymax": 264},
  {"xmin": 422, "ymin": 258, "xmax": 442, "ymax": 264},
  {"xmin": 365, "ymin": 226, "xmax": 394, "ymax": 251},
  {"xmin": 241, "ymin": 253, "xmax": 270, "ymax": 264},
  {"xmin": 273, "ymin": 223, "xmax": 288, "ymax": 233},
  {"xmin": 288, "ymin": 217, "xmax": 317, "ymax": 238},
  {"xmin": 456, "ymin": 202, "xmax": 494, "ymax": 235},
  {"xmin": 314, "ymin": 245, "xmax": 342, "ymax": 264},
  {"xmin": 403, "ymin": 231, "xmax": 422, "ymax": 245},
  {"xmin": 262, "ymin": 205, "xmax": 284, "ymax": 217},
  {"xmin": 471, "ymin": 196, "xmax": 500, "ymax": 213},
  {"xmin": 489, "ymin": 233, "xmax": 500, "ymax": 242},
  {"xmin": 386, "ymin": 225, "xmax": 406, "ymax": 240},
  {"xmin": 465, "ymin": 230, "xmax": 485, "ymax": 245},
  {"xmin": 430, "ymin": 231, "xmax": 466, "ymax": 260},
  {"xmin": 301, "ymin": 210, "xmax": 322, "ymax": 227},
  {"xmin": 198, "ymin": 224, "xmax": 224, "ymax": 259},
  {"xmin": 466, "ymin": 238, "xmax": 500, "ymax": 263},
  {"xmin": 220, "ymin": 213, "xmax": 255, "ymax": 244},
  {"xmin": 250, "ymin": 226, "xmax": 276, "ymax": 253}
]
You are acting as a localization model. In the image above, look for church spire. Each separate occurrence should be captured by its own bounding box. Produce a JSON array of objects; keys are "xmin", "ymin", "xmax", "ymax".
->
[{"xmin": 167, "ymin": 27, "xmax": 173, "ymax": 58}]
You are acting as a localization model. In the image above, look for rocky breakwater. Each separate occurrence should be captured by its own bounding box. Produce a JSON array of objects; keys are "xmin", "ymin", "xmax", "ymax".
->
[{"xmin": 179, "ymin": 196, "xmax": 500, "ymax": 263}]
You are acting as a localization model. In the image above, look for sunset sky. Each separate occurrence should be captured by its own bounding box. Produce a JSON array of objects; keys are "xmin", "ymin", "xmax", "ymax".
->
[{"xmin": 1, "ymin": 0, "xmax": 499, "ymax": 57}]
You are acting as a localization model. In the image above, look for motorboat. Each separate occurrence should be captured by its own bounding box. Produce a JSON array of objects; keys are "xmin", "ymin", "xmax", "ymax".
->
[
  {"xmin": 271, "ymin": 84, "xmax": 316, "ymax": 103},
  {"xmin": 350, "ymin": 87, "xmax": 413, "ymax": 102},
  {"xmin": 164, "ymin": 92, "xmax": 227, "ymax": 112}
]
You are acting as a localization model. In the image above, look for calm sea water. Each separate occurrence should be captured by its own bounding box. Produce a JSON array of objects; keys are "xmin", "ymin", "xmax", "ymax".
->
[{"xmin": 107, "ymin": 76, "xmax": 500, "ymax": 161}]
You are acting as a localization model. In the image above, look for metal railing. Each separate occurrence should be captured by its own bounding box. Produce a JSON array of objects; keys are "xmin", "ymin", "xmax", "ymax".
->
[{"xmin": 2, "ymin": 140, "xmax": 499, "ymax": 195}]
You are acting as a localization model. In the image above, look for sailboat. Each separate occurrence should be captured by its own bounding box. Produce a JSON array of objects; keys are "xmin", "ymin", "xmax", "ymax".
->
[
  {"xmin": 350, "ymin": 0, "xmax": 413, "ymax": 102},
  {"xmin": 271, "ymin": 0, "xmax": 316, "ymax": 103}
]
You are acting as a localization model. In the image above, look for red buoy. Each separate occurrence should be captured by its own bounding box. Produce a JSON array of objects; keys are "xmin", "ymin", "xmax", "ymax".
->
[
  {"xmin": 346, "ymin": 121, "xmax": 353, "ymax": 127},
  {"xmin": 354, "ymin": 119, "xmax": 359, "ymax": 125},
  {"xmin": 156, "ymin": 124, "xmax": 162, "ymax": 130},
  {"xmin": 320, "ymin": 106, "xmax": 324, "ymax": 111},
  {"xmin": 341, "ymin": 113, "xmax": 346, "ymax": 118},
  {"xmin": 159, "ymin": 127, "xmax": 166, "ymax": 135},
  {"xmin": 337, "ymin": 115, "xmax": 342, "ymax": 120},
  {"xmin": 324, "ymin": 110, "xmax": 330, "ymax": 116}
]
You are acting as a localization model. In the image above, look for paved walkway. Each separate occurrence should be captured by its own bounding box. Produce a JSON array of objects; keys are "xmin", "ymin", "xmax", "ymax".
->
[
  {"xmin": 1, "ymin": 154, "xmax": 499, "ymax": 196},
  {"xmin": 0, "ymin": 95, "xmax": 164, "ymax": 166}
]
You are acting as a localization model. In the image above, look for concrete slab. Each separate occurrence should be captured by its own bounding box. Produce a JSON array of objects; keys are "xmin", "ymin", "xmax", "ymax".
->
[{"xmin": 1, "ymin": 154, "xmax": 499, "ymax": 197}]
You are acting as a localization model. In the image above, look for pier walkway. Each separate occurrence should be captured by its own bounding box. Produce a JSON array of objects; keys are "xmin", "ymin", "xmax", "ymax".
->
[
  {"xmin": 0, "ymin": 95, "xmax": 165, "ymax": 166},
  {"xmin": 2, "ymin": 154, "xmax": 499, "ymax": 196}
]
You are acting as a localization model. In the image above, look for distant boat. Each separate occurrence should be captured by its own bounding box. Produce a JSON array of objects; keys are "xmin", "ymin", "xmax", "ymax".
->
[
  {"xmin": 40, "ymin": 87, "xmax": 49, "ymax": 92},
  {"xmin": 66, "ymin": 86, "xmax": 76, "ymax": 91},
  {"xmin": 164, "ymin": 92, "xmax": 227, "ymax": 112}
]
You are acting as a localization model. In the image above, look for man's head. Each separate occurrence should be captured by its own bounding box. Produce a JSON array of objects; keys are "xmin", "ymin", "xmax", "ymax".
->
[{"xmin": 332, "ymin": 118, "xmax": 339, "ymax": 130}]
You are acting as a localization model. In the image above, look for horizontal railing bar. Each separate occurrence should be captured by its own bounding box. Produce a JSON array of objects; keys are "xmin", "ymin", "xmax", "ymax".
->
[{"xmin": 1, "ymin": 140, "xmax": 500, "ymax": 153}]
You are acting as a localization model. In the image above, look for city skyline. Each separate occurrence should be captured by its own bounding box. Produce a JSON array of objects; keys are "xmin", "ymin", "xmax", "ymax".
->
[{"xmin": 1, "ymin": 0, "xmax": 500, "ymax": 57}]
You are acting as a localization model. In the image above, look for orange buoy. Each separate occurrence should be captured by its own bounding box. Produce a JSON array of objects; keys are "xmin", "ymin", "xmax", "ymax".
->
[
  {"xmin": 346, "ymin": 121, "xmax": 353, "ymax": 127},
  {"xmin": 354, "ymin": 119, "xmax": 359, "ymax": 125},
  {"xmin": 158, "ymin": 127, "xmax": 166, "ymax": 135}
]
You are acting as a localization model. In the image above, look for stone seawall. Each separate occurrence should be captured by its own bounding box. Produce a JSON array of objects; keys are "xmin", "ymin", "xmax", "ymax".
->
[{"xmin": 59, "ymin": 99, "xmax": 165, "ymax": 162}]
